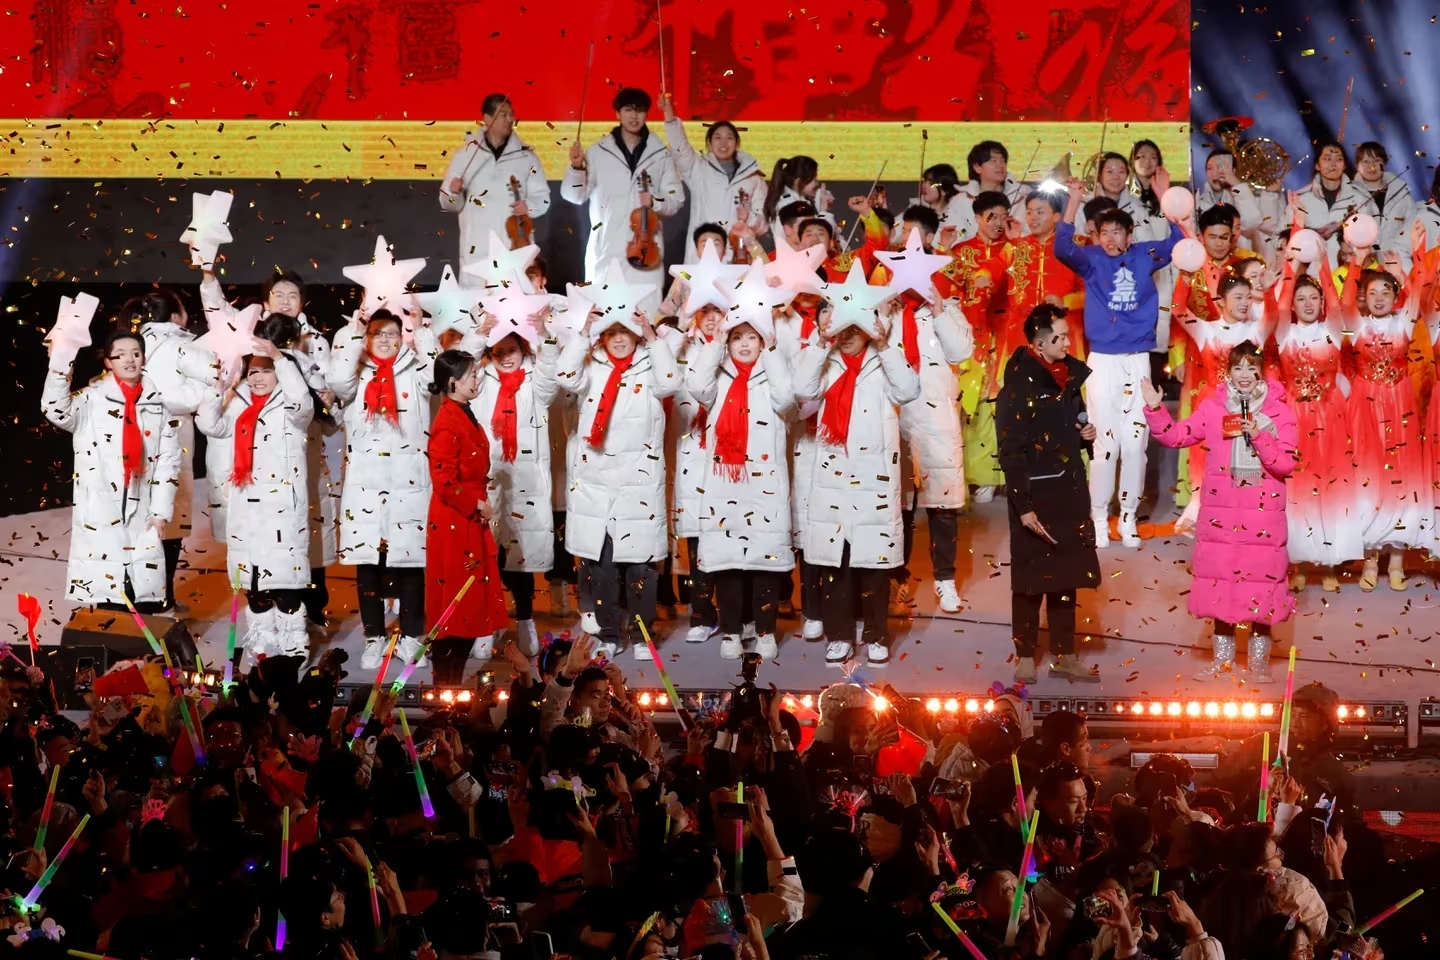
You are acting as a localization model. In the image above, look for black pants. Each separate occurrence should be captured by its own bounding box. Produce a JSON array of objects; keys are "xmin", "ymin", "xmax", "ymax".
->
[
  {"xmin": 162, "ymin": 537, "xmax": 183, "ymax": 608},
  {"xmin": 579, "ymin": 536, "xmax": 657, "ymax": 645},
  {"xmin": 356, "ymin": 554, "xmax": 425, "ymax": 637},
  {"xmin": 546, "ymin": 511, "xmax": 578, "ymax": 585},
  {"xmin": 683, "ymin": 537, "xmax": 718, "ymax": 627},
  {"xmin": 431, "ymin": 636, "xmax": 472, "ymax": 686},
  {"xmin": 799, "ymin": 553, "xmax": 825, "ymax": 622},
  {"xmin": 1012, "ymin": 591, "xmax": 1077, "ymax": 659},
  {"xmin": 893, "ymin": 507, "xmax": 960, "ymax": 582},
  {"xmin": 820, "ymin": 543, "xmax": 891, "ymax": 648},
  {"xmin": 1216, "ymin": 620, "xmax": 1270, "ymax": 636},
  {"xmin": 248, "ymin": 570, "xmax": 305, "ymax": 616},
  {"xmin": 656, "ymin": 555, "xmax": 678, "ymax": 606},
  {"xmin": 302, "ymin": 566, "xmax": 329, "ymax": 625},
  {"xmin": 715, "ymin": 571, "xmax": 779, "ymax": 636}
]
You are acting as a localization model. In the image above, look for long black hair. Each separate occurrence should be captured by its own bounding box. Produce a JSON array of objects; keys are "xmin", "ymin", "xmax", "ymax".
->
[
  {"xmin": 764, "ymin": 156, "xmax": 818, "ymax": 221},
  {"xmin": 118, "ymin": 289, "xmax": 185, "ymax": 330},
  {"xmin": 429, "ymin": 349, "xmax": 476, "ymax": 397}
]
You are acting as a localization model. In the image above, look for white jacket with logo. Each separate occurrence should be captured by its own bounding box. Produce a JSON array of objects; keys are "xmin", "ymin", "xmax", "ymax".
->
[{"xmin": 438, "ymin": 131, "xmax": 551, "ymax": 270}]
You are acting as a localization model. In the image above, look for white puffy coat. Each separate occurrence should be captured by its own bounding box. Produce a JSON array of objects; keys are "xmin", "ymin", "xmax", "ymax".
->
[
  {"xmin": 774, "ymin": 311, "xmax": 821, "ymax": 541},
  {"xmin": 560, "ymin": 128, "xmax": 682, "ymax": 309},
  {"xmin": 42, "ymin": 371, "xmax": 181, "ymax": 605},
  {"xmin": 885, "ymin": 299, "xmax": 975, "ymax": 508},
  {"xmin": 664, "ymin": 118, "xmax": 769, "ymax": 262},
  {"xmin": 1076, "ymin": 188, "xmax": 1169, "ymax": 242},
  {"xmin": 1287, "ymin": 176, "xmax": 1371, "ymax": 264},
  {"xmin": 793, "ymin": 343, "xmax": 921, "ymax": 568},
  {"xmin": 555, "ymin": 335, "xmax": 681, "ymax": 564},
  {"xmin": 471, "ymin": 345, "xmax": 559, "ymax": 572},
  {"xmin": 328, "ymin": 325, "xmax": 436, "ymax": 567},
  {"xmin": 668, "ymin": 332, "xmax": 711, "ymax": 541},
  {"xmin": 195, "ymin": 359, "xmax": 314, "ymax": 591},
  {"xmin": 139, "ymin": 322, "xmax": 210, "ymax": 541},
  {"xmin": 438, "ymin": 130, "xmax": 551, "ymax": 271},
  {"xmin": 1354, "ymin": 172, "xmax": 1417, "ymax": 266},
  {"xmin": 684, "ymin": 340, "xmax": 796, "ymax": 573},
  {"xmin": 285, "ymin": 338, "xmax": 342, "ymax": 569}
]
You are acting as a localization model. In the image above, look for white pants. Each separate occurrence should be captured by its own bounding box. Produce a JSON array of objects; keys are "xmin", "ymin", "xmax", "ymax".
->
[{"xmin": 1085, "ymin": 352, "xmax": 1152, "ymax": 528}]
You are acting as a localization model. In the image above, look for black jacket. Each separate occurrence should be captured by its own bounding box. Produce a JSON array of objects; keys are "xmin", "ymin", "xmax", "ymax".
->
[{"xmin": 768, "ymin": 886, "xmax": 911, "ymax": 960}]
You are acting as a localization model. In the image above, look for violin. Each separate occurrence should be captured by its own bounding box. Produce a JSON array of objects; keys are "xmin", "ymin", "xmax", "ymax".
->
[
  {"xmin": 505, "ymin": 175, "xmax": 535, "ymax": 248},
  {"xmin": 730, "ymin": 188, "xmax": 752, "ymax": 265},
  {"xmin": 626, "ymin": 170, "xmax": 662, "ymax": 270}
]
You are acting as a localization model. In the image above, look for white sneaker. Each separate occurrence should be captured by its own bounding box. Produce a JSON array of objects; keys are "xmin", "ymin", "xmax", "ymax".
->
[
  {"xmin": 515, "ymin": 619, "xmax": 540, "ymax": 657},
  {"xmin": 755, "ymin": 633, "xmax": 779, "ymax": 659},
  {"xmin": 742, "ymin": 621, "xmax": 758, "ymax": 641},
  {"xmin": 1119, "ymin": 520, "xmax": 1142, "ymax": 549},
  {"xmin": 274, "ymin": 607, "xmax": 310, "ymax": 658},
  {"xmin": 719, "ymin": 635, "xmax": 743, "ymax": 660},
  {"xmin": 934, "ymin": 579, "xmax": 962, "ymax": 613},
  {"xmin": 888, "ymin": 580, "xmax": 912, "ymax": 617},
  {"xmin": 1092, "ymin": 514, "xmax": 1111, "ymax": 549},
  {"xmin": 825, "ymin": 640, "xmax": 853, "ymax": 663},
  {"xmin": 397, "ymin": 635, "xmax": 428, "ymax": 668},
  {"xmin": 973, "ymin": 485, "xmax": 996, "ymax": 504},
  {"xmin": 802, "ymin": 618, "xmax": 826, "ymax": 641},
  {"xmin": 867, "ymin": 642, "xmax": 890, "ymax": 664},
  {"xmin": 633, "ymin": 638, "xmax": 654, "ymax": 660},
  {"xmin": 549, "ymin": 581, "xmax": 572, "ymax": 615},
  {"xmin": 360, "ymin": 635, "xmax": 386, "ymax": 670},
  {"xmin": 469, "ymin": 633, "xmax": 495, "ymax": 660},
  {"xmin": 592, "ymin": 640, "xmax": 618, "ymax": 661},
  {"xmin": 686, "ymin": 623, "xmax": 719, "ymax": 644},
  {"xmin": 579, "ymin": 611, "xmax": 601, "ymax": 635}
]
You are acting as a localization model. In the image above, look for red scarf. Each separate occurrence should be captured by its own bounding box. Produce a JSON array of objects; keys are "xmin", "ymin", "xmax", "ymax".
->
[
  {"xmin": 900, "ymin": 291, "xmax": 926, "ymax": 370},
  {"xmin": 229, "ymin": 390, "xmax": 270, "ymax": 487},
  {"xmin": 819, "ymin": 351, "xmax": 866, "ymax": 448},
  {"xmin": 712, "ymin": 359, "xmax": 754, "ymax": 480},
  {"xmin": 1031, "ymin": 346, "xmax": 1069, "ymax": 389},
  {"xmin": 795, "ymin": 300, "xmax": 821, "ymax": 340},
  {"xmin": 491, "ymin": 368, "xmax": 526, "ymax": 462},
  {"xmin": 364, "ymin": 352, "xmax": 400, "ymax": 424},
  {"xmin": 586, "ymin": 351, "xmax": 634, "ymax": 448},
  {"xmin": 118, "ymin": 379, "xmax": 145, "ymax": 488}
]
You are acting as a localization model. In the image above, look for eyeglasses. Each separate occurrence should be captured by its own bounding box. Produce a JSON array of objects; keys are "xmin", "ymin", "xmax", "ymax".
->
[{"xmin": 370, "ymin": 330, "xmax": 402, "ymax": 341}]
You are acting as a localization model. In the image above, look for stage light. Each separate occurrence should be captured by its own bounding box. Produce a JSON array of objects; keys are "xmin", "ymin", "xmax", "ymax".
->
[
  {"xmin": 873, "ymin": 696, "xmax": 890, "ymax": 712},
  {"xmin": 1242, "ymin": 703, "xmax": 1257, "ymax": 719},
  {"xmin": 944, "ymin": 698, "xmax": 959, "ymax": 714},
  {"xmin": 1149, "ymin": 703, "xmax": 1163, "ymax": 716},
  {"xmin": 1261, "ymin": 703, "xmax": 1274, "ymax": 717},
  {"xmin": 966, "ymin": 699, "xmax": 980, "ymax": 713},
  {"xmin": 1338, "ymin": 705, "xmax": 1350, "ymax": 719},
  {"xmin": 984, "ymin": 700, "xmax": 995, "ymax": 712},
  {"xmin": 1356, "ymin": 706, "xmax": 1368, "ymax": 718},
  {"xmin": 801, "ymin": 695, "xmax": 814, "ymax": 708},
  {"xmin": 639, "ymin": 692, "xmax": 653, "ymax": 707},
  {"xmin": 497, "ymin": 690, "xmax": 509, "ymax": 702},
  {"xmin": 1186, "ymin": 702, "xmax": 1201, "ymax": 717},
  {"xmin": 1131, "ymin": 704, "xmax": 1145, "ymax": 715},
  {"xmin": 1223, "ymin": 703, "xmax": 1238, "ymax": 718},
  {"xmin": 1205, "ymin": 702, "xmax": 1220, "ymax": 718},
  {"xmin": 440, "ymin": 689, "xmax": 455, "ymax": 703},
  {"xmin": 926, "ymin": 698, "xmax": 941, "ymax": 714},
  {"xmin": 658, "ymin": 694, "xmax": 668, "ymax": 705},
  {"xmin": 1167, "ymin": 702, "xmax": 1182, "ymax": 717}
]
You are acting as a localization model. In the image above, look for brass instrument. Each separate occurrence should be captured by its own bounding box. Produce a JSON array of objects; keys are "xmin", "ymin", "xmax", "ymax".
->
[{"xmin": 1208, "ymin": 116, "xmax": 1292, "ymax": 188}]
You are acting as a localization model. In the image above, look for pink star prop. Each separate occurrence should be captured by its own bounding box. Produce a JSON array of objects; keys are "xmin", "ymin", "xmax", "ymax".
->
[
  {"xmin": 416, "ymin": 264, "xmax": 482, "ymax": 336},
  {"xmin": 480, "ymin": 281, "xmax": 552, "ymax": 349},
  {"xmin": 763, "ymin": 233, "xmax": 826, "ymax": 298},
  {"xmin": 874, "ymin": 229, "xmax": 953, "ymax": 303},
  {"xmin": 194, "ymin": 304, "xmax": 263, "ymax": 383},
  {"xmin": 724, "ymin": 260, "xmax": 793, "ymax": 346}
]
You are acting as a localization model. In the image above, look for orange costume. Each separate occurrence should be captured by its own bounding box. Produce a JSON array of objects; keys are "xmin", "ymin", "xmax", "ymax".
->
[
  {"xmin": 1001, "ymin": 233, "xmax": 1085, "ymax": 375},
  {"xmin": 947, "ymin": 235, "xmax": 1010, "ymax": 487}
]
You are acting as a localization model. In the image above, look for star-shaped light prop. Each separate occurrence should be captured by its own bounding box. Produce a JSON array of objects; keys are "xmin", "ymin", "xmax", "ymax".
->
[
  {"xmin": 342, "ymin": 235, "xmax": 426, "ymax": 313},
  {"xmin": 480, "ymin": 282, "xmax": 553, "ymax": 349},
  {"xmin": 669, "ymin": 243, "xmax": 748, "ymax": 315},
  {"xmin": 874, "ymin": 229, "xmax": 953, "ymax": 303},
  {"xmin": 764, "ymin": 232, "xmax": 826, "ymax": 298},
  {"xmin": 548, "ymin": 283, "xmax": 599, "ymax": 344},
  {"xmin": 820, "ymin": 263, "xmax": 893, "ymax": 337},
  {"xmin": 461, "ymin": 231, "xmax": 540, "ymax": 292},
  {"xmin": 46, "ymin": 292, "xmax": 99, "ymax": 369},
  {"xmin": 415, "ymin": 264, "xmax": 482, "ymax": 336},
  {"xmin": 194, "ymin": 303, "xmax": 264, "ymax": 383},
  {"xmin": 724, "ymin": 260, "xmax": 793, "ymax": 346},
  {"xmin": 585, "ymin": 261, "xmax": 657, "ymax": 340},
  {"xmin": 179, "ymin": 191, "xmax": 234, "ymax": 267}
]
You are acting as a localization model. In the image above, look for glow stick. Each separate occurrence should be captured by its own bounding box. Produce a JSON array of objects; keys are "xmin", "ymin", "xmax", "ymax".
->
[
  {"xmin": 67, "ymin": 952, "xmax": 119, "ymax": 960},
  {"xmin": 1151, "ymin": 869, "xmax": 1161, "ymax": 896},
  {"xmin": 1276, "ymin": 645, "xmax": 1298, "ymax": 762},
  {"xmin": 1355, "ymin": 888, "xmax": 1424, "ymax": 936},
  {"xmin": 223, "ymin": 569, "xmax": 241, "ymax": 694},
  {"xmin": 1011, "ymin": 753, "xmax": 1028, "ymax": 838},
  {"xmin": 1258, "ymin": 731, "xmax": 1271, "ymax": 822},
  {"xmin": 389, "ymin": 575, "xmax": 477, "ymax": 695},
  {"xmin": 931, "ymin": 901, "xmax": 988, "ymax": 960},
  {"xmin": 1004, "ymin": 809, "xmax": 1041, "ymax": 945},
  {"xmin": 119, "ymin": 594, "xmax": 164, "ymax": 658},
  {"xmin": 349, "ymin": 634, "xmax": 400, "ymax": 750},
  {"xmin": 635, "ymin": 616, "xmax": 690, "ymax": 731},
  {"xmin": 20, "ymin": 814, "xmax": 89, "ymax": 910},
  {"xmin": 34, "ymin": 764, "xmax": 60, "ymax": 853},
  {"xmin": 467, "ymin": 806, "xmax": 476, "ymax": 839},
  {"xmin": 365, "ymin": 857, "xmax": 384, "ymax": 948},
  {"xmin": 398, "ymin": 708, "xmax": 435, "ymax": 819},
  {"xmin": 277, "ymin": 806, "xmax": 290, "ymax": 950},
  {"xmin": 121, "ymin": 594, "xmax": 206, "ymax": 765},
  {"xmin": 734, "ymin": 781, "xmax": 744, "ymax": 893}
]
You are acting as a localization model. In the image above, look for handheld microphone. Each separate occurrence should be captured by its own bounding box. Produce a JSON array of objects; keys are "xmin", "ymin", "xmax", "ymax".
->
[
  {"xmin": 1077, "ymin": 412, "xmax": 1089, "ymax": 426},
  {"xmin": 1239, "ymin": 397, "xmax": 1255, "ymax": 450}
]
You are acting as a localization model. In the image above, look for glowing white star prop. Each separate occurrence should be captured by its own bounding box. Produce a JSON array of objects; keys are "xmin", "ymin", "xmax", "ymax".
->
[
  {"xmin": 764, "ymin": 232, "xmax": 826, "ymax": 298},
  {"xmin": 461, "ymin": 231, "xmax": 540, "ymax": 292},
  {"xmin": 415, "ymin": 264, "xmax": 481, "ymax": 336},
  {"xmin": 193, "ymin": 304, "xmax": 264, "ymax": 383},
  {"xmin": 548, "ymin": 284, "xmax": 598, "ymax": 344},
  {"xmin": 342, "ymin": 235, "xmax": 426, "ymax": 313},
  {"xmin": 820, "ymin": 262, "xmax": 893, "ymax": 337},
  {"xmin": 180, "ymin": 191, "xmax": 234, "ymax": 267},
  {"xmin": 45, "ymin": 292, "xmax": 99, "ymax": 370},
  {"xmin": 585, "ymin": 262, "xmax": 657, "ymax": 340},
  {"xmin": 724, "ymin": 261, "xmax": 793, "ymax": 346},
  {"xmin": 874, "ymin": 229, "xmax": 953, "ymax": 303},
  {"xmin": 669, "ymin": 243, "xmax": 748, "ymax": 315},
  {"xmin": 480, "ymin": 283, "xmax": 552, "ymax": 349}
]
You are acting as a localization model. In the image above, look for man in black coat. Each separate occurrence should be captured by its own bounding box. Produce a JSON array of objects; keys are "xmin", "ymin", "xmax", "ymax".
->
[{"xmin": 995, "ymin": 305, "xmax": 1102, "ymax": 685}]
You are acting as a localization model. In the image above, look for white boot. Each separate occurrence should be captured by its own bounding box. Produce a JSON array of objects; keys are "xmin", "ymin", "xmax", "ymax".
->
[
  {"xmin": 1092, "ymin": 513, "xmax": 1111, "ymax": 549},
  {"xmin": 802, "ymin": 618, "xmax": 825, "ymax": 641},
  {"xmin": 579, "ymin": 611, "xmax": 601, "ymax": 635},
  {"xmin": 755, "ymin": 633, "xmax": 779, "ymax": 659},
  {"xmin": 515, "ymin": 619, "xmax": 540, "ymax": 657},
  {"xmin": 719, "ymin": 635, "xmax": 743, "ymax": 660},
  {"xmin": 274, "ymin": 605, "xmax": 311, "ymax": 658},
  {"xmin": 469, "ymin": 633, "xmax": 495, "ymax": 660},
  {"xmin": 397, "ymin": 635, "xmax": 429, "ymax": 668},
  {"xmin": 1194, "ymin": 633, "xmax": 1236, "ymax": 680},
  {"xmin": 241, "ymin": 606, "xmax": 278, "ymax": 666},
  {"xmin": 1246, "ymin": 632, "xmax": 1274, "ymax": 683}
]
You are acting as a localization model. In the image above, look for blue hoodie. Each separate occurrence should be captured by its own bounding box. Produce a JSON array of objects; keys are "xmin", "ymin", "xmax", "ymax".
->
[{"xmin": 1054, "ymin": 221, "xmax": 1182, "ymax": 355}]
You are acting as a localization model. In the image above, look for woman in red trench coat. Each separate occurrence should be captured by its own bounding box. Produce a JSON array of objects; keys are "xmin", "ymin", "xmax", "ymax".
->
[{"xmin": 427, "ymin": 349, "xmax": 508, "ymax": 683}]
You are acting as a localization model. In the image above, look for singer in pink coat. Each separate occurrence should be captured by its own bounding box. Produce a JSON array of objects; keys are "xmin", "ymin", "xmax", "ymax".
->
[{"xmin": 1140, "ymin": 341, "xmax": 1298, "ymax": 684}]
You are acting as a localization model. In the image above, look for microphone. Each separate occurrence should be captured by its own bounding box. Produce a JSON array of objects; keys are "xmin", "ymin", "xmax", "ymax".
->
[
  {"xmin": 1239, "ymin": 397, "xmax": 1255, "ymax": 450},
  {"xmin": 1077, "ymin": 412, "xmax": 1089, "ymax": 426}
]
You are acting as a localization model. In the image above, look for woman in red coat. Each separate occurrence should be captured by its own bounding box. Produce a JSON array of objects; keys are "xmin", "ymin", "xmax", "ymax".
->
[{"xmin": 427, "ymin": 349, "xmax": 508, "ymax": 684}]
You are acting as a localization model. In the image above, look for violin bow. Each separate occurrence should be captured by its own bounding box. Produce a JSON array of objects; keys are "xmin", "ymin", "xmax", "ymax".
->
[
  {"xmin": 656, "ymin": 0, "xmax": 668, "ymax": 100},
  {"xmin": 454, "ymin": 93, "xmax": 511, "ymax": 193},
  {"xmin": 577, "ymin": 41, "xmax": 595, "ymax": 145},
  {"xmin": 843, "ymin": 160, "xmax": 888, "ymax": 250}
]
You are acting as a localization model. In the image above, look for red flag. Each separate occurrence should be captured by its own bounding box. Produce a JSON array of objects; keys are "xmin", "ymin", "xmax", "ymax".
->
[{"xmin": 16, "ymin": 594, "xmax": 40, "ymax": 652}]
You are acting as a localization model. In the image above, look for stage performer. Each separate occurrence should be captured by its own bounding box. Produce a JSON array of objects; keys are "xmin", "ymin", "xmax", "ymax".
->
[
  {"xmin": 1056, "ymin": 180, "xmax": 1183, "ymax": 548},
  {"xmin": 43, "ymin": 329, "xmax": 181, "ymax": 610},
  {"xmin": 561, "ymin": 88, "xmax": 680, "ymax": 312},
  {"xmin": 1001, "ymin": 188, "xmax": 1083, "ymax": 363},
  {"xmin": 426, "ymin": 350, "xmax": 509, "ymax": 685},
  {"xmin": 1272, "ymin": 256, "xmax": 1362, "ymax": 593},
  {"xmin": 555, "ymin": 297, "xmax": 680, "ymax": 661},
  {"xmin": 1341, "ymin": 241, "xmax": 1430, "ymax": 591},
  {"xmin": 1353, "ymin": 142, "xmax": 1416, "ymax": 268},
  {"xmin": 661, "ymin": 94, "xmax": 768, "ymax": 262},
  {"xmin": 195, "ymin": 340, "xmax": 315, "ymax": 662},
  {"xmin": 472, "ymin": 319, "xmax": 559, "ymax": 662},
  {"xmin": 1288, "ymin": 141, "xmax": 1369, "ymax": 266},
  {"xmin": 908, "ymin": 163, "xmax": 971, "ymax": 247},
  {"xmin": 439, "ymin": 93, "xmax": 550, "ymax": 268},
  {"xmin": 1074, "ymin": 153, "xmax": 1162, "ymax": 241},
  {"xmin": 764, "ymin": 155, "xmax": 834, "ymax": 236},
  {"xmin": 961, "ymin": 140, "xmax": 1029, "ymax": 225},
  {"xmin": 996, "ymin": 306, "xmax": 1101, "ymax": 685},
  {"xmin": 794, "ymin": 297, "xmax": 920, "ymax": 666},
  {"xmin": 1195, "ymin": 147, "xmax": 1284, "ymax": 261},
  {"xmin": 329, "ymin": 308, "xmax": 436, "ymax": 670},
  {"xmin": 1142, "ymin": 343, "xmax": 1298, "ymax": 682},
  {"xmin": 951, "ymin": 191, "xmax": 1012, "ymax": 504},
  {"xmin": 685, "ymin": 307, "xmax": 795, "ymax": 661}
]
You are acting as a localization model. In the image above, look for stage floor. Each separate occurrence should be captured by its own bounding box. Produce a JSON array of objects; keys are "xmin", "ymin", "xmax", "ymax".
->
[{"xmin": 4, "ymin": 494, "xmax": 1439, "ymax": 710}]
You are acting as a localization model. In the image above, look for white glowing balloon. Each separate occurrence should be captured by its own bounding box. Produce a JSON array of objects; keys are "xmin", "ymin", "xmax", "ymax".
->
[
  {"xmin": 1343, "ymin": 214, "xmax": 1378, "ymax": 248},
  {"xmin": 1171, "ymin": 238, "xmax": 1206, "ymax": 273},
  {"xmin": 1287, "ymin": 228, "xmax": 1323, "ymax": 265},
  {"xmin": 1160, "ymin": 186, "xmax": 1195, "ymax": 221}
]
